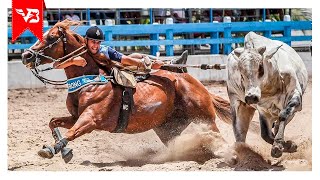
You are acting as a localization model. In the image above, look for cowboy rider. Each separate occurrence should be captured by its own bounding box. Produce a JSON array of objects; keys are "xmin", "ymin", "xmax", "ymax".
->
[{"xmin": 60, "ymin": 26, "xmax": 188, "ymax": 72}]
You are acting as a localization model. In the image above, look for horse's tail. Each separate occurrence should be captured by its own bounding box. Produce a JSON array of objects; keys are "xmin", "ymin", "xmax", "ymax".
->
[{"xmin": 210, "ymin": 93, "xmax": 232, "ymax": 124}]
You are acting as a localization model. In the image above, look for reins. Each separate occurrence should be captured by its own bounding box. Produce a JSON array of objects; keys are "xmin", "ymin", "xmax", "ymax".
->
[{"xmin": 28, "ymin": 26, "xmax": 88, "ymax": 85}]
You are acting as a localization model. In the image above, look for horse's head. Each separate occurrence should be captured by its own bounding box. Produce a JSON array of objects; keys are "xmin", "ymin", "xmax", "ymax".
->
[{"xmin": 21, "ymin": 19, "xmax": 83, "ymax": 69}]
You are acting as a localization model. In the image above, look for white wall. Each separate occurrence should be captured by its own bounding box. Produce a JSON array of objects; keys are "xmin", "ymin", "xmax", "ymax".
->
[{"xmin": 8, "ymin": 61, "xmax": 67, "ymax": 89}]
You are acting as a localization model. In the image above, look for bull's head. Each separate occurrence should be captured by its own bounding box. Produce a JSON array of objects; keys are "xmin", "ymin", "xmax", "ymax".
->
[{"xmin": 232, "ymin": 43, "xmax": 282, "ymax": 104}]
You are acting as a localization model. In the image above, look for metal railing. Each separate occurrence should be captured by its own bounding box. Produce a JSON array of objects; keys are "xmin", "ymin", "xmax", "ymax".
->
[{"xmin": 8, "ymin": 20, "xmax": 312, "ymax": 57}]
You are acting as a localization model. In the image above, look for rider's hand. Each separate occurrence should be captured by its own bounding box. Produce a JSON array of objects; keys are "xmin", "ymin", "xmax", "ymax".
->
[
  {"xmin": 151, "ymin": 60, "xmax": 164, "ymax": 69},
  {"xmin": 72, "ymin": 56, "xmax": 87, "ymax": 67}
]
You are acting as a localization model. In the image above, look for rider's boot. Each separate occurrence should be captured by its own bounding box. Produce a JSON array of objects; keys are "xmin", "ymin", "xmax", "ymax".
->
[{"xmin": 161, "ymin": 50, "xmax": 188, "ymax": 73}]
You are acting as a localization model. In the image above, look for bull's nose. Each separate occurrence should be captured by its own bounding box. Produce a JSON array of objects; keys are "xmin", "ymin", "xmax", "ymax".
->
[{"xmin": 245, "ymin": 95, "xmax": 260, "ymax": 104}]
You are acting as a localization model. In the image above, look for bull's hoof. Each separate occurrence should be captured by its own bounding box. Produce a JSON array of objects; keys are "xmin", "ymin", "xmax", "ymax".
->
[
  {"xmin": 38, "ymin": 145, "xmax": 55, "ymax": 159},
  {"xmin": 61, "ymin": 147, "xmax": 73, "ymax": 163},
  {"xmin": 283, "ymin": 140, "xmax": 298, "ymax": 153},
  {"xmin": 271, "ymin": 144, "xmax": 283, "ymax": 158}
]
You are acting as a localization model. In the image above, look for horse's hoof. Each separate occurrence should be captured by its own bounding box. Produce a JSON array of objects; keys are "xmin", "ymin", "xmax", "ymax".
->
[
  {"xmin": 283, "ymin": 140, "xmax": 298, "ymax": 153},
  {"xmin": 271, "ymin": 144, "xmax": 283, "ymax": 158},
  {"xmin": 61, "ymin": 148, "xmax": 73, "ymax": 163},
  {"xmin": 38, "ymin": 145, "xmax": 55, "ymax": 159}
]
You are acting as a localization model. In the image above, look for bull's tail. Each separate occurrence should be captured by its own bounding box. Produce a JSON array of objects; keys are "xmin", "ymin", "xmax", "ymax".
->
[{"xmin": 210, "ymin": 93, "xmax": 232, "ymax": 124}]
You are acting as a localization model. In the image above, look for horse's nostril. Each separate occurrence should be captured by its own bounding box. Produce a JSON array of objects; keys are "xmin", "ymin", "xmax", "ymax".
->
[
  {"xmin": 21, "ymin": 52, "xmax": 34, "ymax": 64},
  {"xmin": 22, "ymin": 52, "xmax": 32, "ymax": 59}
]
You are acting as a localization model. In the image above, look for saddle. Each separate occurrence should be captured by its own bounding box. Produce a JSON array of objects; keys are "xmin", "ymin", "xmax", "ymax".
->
[
  {"xmin": 109, "ymin": 50, "xmax": 189, "ymax": 132},
  {"xmin": 110, "ymin": 67, "xmax": 150, "ymax": 133}
]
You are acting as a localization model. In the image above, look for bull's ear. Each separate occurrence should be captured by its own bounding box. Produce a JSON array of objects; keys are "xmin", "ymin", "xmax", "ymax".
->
[
  {"xmin": 244, "ymin": 41, "xmax": 254, "ymax": 49},
  {"xmin": 265, "ymin": 44, "xmax": 283, "ymax": 59},
  {"xmin": 257, "ymin": 46, "xmax": 266, "ymax": 55},
  {"xmin": 234, "ymin": 48, "xmax": 244, "ymax": 57}
]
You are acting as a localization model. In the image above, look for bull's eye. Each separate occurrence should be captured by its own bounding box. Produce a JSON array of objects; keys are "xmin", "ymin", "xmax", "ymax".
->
[{"xmin": 258, "ymin": 64, "xmax": 264, "ymax": 78}]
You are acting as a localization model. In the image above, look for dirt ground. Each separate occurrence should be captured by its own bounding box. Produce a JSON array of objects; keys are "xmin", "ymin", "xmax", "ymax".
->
[{"xmin": 7, "ymin": 81, "xmax": 312, "ymax": 171}]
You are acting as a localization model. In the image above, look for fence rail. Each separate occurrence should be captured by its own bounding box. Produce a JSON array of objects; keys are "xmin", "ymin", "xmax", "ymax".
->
[{"xmin": 8, "ymin": 21, "xmax": 312, "ymax": 56}]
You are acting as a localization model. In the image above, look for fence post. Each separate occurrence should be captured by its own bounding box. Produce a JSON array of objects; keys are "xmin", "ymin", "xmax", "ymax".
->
[
  {"xmin": 264, "ymin": 20, "xmax": 272, "ymax": 38},
  {"xmin": 149, "ymin": 8, "xmax": 153, "ymax": 24},
  {"xmin": 223, "ymin": 16, "xmax": 232, "ymax": 55},
  {"xmin": 283, "ymin": 15, "xmax": 292, "ymax": 46},
  {"xmin": 150, "ymin": 33, "xmax": 159, "ymax": 56},
  {"xmin": 165, "ymin": 18, "xmax": 174, "ymax": 56},
  {"xmin": 86, "ymin": 9, "xmax": 91, "ymax": 25},
  {"xmin": 105, "ymin": 30, "xmax": 113, "ymax": 47},
  {"xmin": 210, "ymin": 21, "xmax": 219, "ymax": 54}
]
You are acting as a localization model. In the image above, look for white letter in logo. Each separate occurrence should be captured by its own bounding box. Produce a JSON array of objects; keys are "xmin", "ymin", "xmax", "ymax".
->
[{"xmin": 15, "ymin": 8, "xmax": 40, "ymax": 23}]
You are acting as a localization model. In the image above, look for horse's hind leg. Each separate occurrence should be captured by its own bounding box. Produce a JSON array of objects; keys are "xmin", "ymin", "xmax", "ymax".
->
[{"xmin": 153, "ymin": 117, "xmax": 190, "ymax": 146}]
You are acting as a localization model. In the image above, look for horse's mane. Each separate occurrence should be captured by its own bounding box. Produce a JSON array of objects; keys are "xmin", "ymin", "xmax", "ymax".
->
[
  {"xmin": 53, "ymin": 19, "xmax": 86, "ymax": 45},
  {"xmin": 53, "ymin": 19, "xmax": 83, "ymax": 30}
]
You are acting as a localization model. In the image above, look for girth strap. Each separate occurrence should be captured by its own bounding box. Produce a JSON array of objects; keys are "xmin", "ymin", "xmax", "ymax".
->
[{"xmin": 113, "ymin": 87, "xmax": 134, "ymax": 133}]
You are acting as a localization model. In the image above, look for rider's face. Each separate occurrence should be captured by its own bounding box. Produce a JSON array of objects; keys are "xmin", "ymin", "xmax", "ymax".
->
[{"xmin": 87, "ymin": 39, "xmax": 101, "ymax": 54}]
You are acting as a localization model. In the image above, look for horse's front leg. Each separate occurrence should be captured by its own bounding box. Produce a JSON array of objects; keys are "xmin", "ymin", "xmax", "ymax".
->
[
  {"xmin": 39, "ymin": 105, "xmax": 114, "ymax": 163},
  {"xmin": 38, "ymin": 116, "xmax": 77, "ymax": 162},
  {"xmin": 49, "ymin": 116, "xmax": 77, "ymax": 141}
]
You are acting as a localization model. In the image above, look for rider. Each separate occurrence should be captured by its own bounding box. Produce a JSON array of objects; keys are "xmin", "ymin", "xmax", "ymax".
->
[{"xmin": 71, "ymin": 26, "xmax": 188, "ymax": 72}]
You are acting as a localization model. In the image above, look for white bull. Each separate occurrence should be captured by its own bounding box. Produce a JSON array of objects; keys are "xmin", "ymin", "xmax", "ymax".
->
[{"xmin": 227, "ymin": 32, "xmax": 308, "ymax": 158}]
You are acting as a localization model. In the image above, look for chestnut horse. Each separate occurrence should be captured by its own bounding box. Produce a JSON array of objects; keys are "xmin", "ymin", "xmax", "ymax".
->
[{"xmin": 21, "ymin": 20, "xmax": 231, "ymax": 163}]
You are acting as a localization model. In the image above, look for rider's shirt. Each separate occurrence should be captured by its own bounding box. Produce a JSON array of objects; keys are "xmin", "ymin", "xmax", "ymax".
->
[{"xmin": 99, "ymin": 45, "xmax": 123, "ymax": 62}]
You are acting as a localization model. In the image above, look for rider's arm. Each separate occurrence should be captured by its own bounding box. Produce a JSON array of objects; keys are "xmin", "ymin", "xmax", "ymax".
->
[
  {"xmin": 53, "ymin": 57, "xmax": 87, "ymax": 69},
  {"xmin": 102, "ymin": 46, "xmax": 145, "ymax": 67},
  {"xmin": 102, "ymin": 46, "xmax": 163, "ymax": 69}
]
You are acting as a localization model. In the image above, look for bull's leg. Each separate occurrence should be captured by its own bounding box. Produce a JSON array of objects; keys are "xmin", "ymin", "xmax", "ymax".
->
[
  {"xmin": 271, "ymin": 95, "xmax": 301, "ymax": 158},
  {"xmin": 231, "ymin": 100, "xmax": 256, "ymax": 142},
  {"xmin": 259, "ymin": 113, "xmax": 275, "ymax": 144}
]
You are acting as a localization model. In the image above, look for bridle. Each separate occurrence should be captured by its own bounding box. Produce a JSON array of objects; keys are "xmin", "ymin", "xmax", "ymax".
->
[{"xmin": 26, "ymin": 26, "xmax": 87, "ymax": 85}]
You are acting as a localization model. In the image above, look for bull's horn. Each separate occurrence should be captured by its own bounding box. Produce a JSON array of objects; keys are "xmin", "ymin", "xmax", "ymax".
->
[{"xmin": 265, "ymin": 44, "xmax": 283, "ymax": 60}]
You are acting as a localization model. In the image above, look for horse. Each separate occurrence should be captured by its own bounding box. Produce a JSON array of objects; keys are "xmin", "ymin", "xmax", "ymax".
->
[{"xmin": 21, "ymin": 19, "xmax": 232, "ymax": 163}]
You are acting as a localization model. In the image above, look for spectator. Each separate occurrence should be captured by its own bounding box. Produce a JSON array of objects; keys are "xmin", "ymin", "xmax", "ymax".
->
[
  {"xmin": 120, "ymin": 12, "xmax": 133, "ymax": 24},
  {"xmin": 213, "ymin": 11, "xmax": 223, "ymax": 22},
  {"xmin": 65, "ymin": 9, "xmax": 80, "ymax": 21},
  {"xmin": 171, "ymin": 9, "xmax": 187, "ymax": 23},
  {"xmin": 154, "ymin": 8, "xmax": 170, "ymax": 24},
  {"xmin": 266, "ymin": 9, "xmax": 284, "ymax": 21}
]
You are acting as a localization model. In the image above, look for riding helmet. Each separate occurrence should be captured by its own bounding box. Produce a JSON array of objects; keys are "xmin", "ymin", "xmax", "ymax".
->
[{"xmin": 85, "ymin": 26, "xmax": 104, "ymax": 41}]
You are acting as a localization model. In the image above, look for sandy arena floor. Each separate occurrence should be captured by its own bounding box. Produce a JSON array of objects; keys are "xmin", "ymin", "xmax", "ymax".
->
[{"xmin": 7, "ymin": 81, "xmax": 312, "ymax": 171}]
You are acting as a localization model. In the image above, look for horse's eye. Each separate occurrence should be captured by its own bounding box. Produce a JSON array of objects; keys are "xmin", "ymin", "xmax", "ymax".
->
[{"xmin": 49, "ymin": 35, "xmax": 54, "ymax": 40}]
